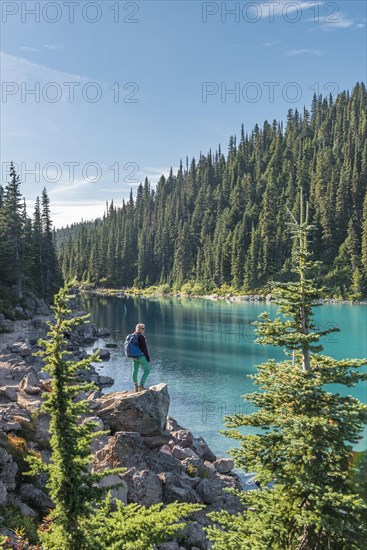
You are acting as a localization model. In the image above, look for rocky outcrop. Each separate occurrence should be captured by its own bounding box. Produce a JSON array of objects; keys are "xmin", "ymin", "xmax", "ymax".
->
[
  {"xmin": 0, "ymin": 309, "xmax": 246, "ymax": 550},
  {"xmin": 96, "ymin": 384, "xmax": 170, "ymax": 436},
  {"xmin": 89, "ymin": 386, "xmax": 243, "ymax": 548}
]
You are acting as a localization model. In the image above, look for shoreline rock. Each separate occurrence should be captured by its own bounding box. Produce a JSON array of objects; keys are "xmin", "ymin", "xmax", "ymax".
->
[{"xmin": 0, "ymin": 308, "xmax": 245, "ymax": 549}]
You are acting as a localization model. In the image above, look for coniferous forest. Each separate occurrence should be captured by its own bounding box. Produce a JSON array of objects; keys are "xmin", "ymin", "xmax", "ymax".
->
[
  {"xmin": 56, "ymin": 84, "xmax": 367, "ymax": 299},
  {"xmin": 0, "ymin": 162, "xmax": 61, "ymax": 311}
]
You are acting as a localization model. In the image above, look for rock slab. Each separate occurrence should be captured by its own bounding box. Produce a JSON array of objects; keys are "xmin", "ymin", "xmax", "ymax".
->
[{"xmin": 96, "ymin": 383, "xmax": 170, "ymax": 436}]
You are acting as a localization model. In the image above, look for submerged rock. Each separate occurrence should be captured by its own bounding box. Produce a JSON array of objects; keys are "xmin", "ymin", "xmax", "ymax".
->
[{"xmin": 93, "ymin": 348, "xmax": 111, "ymax": 360}]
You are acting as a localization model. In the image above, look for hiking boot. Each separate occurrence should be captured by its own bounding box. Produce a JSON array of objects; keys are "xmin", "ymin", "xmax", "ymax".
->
[
  {"xmin": 138, "ymin": 385, "xmax": 145, "ymax": 391},
  {"xmin": 133, "ymin": 382, "xmax": 139, "ymax": 393}
]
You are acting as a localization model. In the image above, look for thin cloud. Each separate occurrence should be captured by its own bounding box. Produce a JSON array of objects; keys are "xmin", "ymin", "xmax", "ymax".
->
[
  {"xmin": 262, "ymin": 41, "xmax": 281, "ymax": 47},
  {"xmin": 256, "ymin": 1, "xmax": 316, "ymax": 18},
  {"xmin": 308, "ymin": 12, "xmax": 365, "ymax": 31},
  {"xmin": 19, "ymin": 46, "xmax": 40, "ymax": 53},
  {"xmin": 44, "ymin": 44, "xmax": 65, "ymax": 51},
  {"xmin": 1, "ymin": 51, "xmax": 86, "ymax": 84},
  {"xmin": 287, "ymin": 49, "xmax": 324, "ymax": 56},
  {"xmin": 48, "ymin": 177, "xmax": 102, "ymax": 196},
  {"xmin": 255, "ymin": 1, "xmax": 363, "ymax": 32}
]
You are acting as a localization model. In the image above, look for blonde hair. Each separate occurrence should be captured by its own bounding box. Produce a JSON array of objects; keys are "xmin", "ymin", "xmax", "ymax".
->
[{"xmin": 135, "ymin": 323, "xmax": 145, "ymax": 332}]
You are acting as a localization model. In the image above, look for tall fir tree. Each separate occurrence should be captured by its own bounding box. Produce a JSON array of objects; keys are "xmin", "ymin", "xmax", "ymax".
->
[
  {"xmin": 41, "ymin": 188, "xmax": 60, "ymax": 301},
  {"xmin": 0, "ymin": 162, "xmax": 25, "ymax": 297},
  {"xmin": 206, "ymin": 205, "xmax": 367, "ymax": 549}
]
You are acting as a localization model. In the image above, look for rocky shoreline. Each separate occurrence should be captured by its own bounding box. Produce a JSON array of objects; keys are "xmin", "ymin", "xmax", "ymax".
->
[
  {"xmin": 0, "ymin": 307, "xmax": 244, "ymax": 549},
  {"xmin": 83, "ymin": 288, "xmax": 367, "ymax": 305}
]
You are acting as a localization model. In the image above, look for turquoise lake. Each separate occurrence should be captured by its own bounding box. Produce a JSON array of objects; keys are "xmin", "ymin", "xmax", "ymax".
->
[{"xmin": 82, "ymin": 295, "xmax": 367, "ymax": 457}]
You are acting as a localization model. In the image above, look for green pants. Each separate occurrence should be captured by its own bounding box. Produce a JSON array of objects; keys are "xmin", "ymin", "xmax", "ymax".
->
[{"xmin": 132, "ymin": 356, "xmax": 150, "ymax": 387}]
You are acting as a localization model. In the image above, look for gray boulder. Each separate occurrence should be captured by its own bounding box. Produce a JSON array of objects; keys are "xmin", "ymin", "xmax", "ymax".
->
[
  {"xmin": 33, "ymin": 413, "xmax": 51, "ymax": 448},
  {"xmin": 213, "ymin": 457, "xmax": 234, "ymax": 474},
  {"xmin": 159, "ymin": 472, "xmax": 199, "ymax": 504},
  {"xmin": 19, "ymin": 484, "xmax": 54, "ymax": 512},
  {"xmin": 0, "ymin": 386, "xmax": 18, "ymax": 403},
  {"xmin": 0, "ymin": 480, "xmax": 8, "ymax": 506},
  {"xmin": 171, "ymin": 445, "xmax": 188, "ymax": 460},
  {"xmin": 143, "ymin": 432, "xmax": 171, "ymax": 450},
  {"xmin": 181, "ymin": 522, "xmax": 209, "ymax": 550},
  {"xmin": 73, "ymin": 324, "xmax": 97, "ymax": 344},
  {"xmin": 0, "ymin": 448, "xmax": 17, "ymax": 491},
  {"xmin": 171, "ymin": 429, "xmax": 194, "ymax": 448},
  {"xmin": 96, "ymin": 384, "xmax": 170, "ymax": 436},
  {"xmin": 19, "ymin": 370, "xmax": 42, "ymax": 395},
  {"xmin": 96, "ymin": 431, "xmax": 150, "ymax": 471},
  {"xmin": 93, "ymin": 348, "xmax": 111, "ymax": 360},
  {"xmin": 11, "ymin": 339, "xmax": 33, "ymax": 357},
  {"xmin": 97, "ymin": 375, "xmax": 114, "ymax": 387},
  {"xmin": 13, "ymin": 498, "xmax": 37, "ymax": 517},
  {"xmin": 0, "ymin": 320, "xmax": 14, "ymax": 333},
  {"xmin": 2, "ymin": 420, "xmax": 21, "ymax": 432},
  {"xmin": 158, "ymin": 543, "xmax": 180, "ymax": 550},
  {"xmin": 99, "ymin": 474, "xmax": 128, "ymax": 504},
  {"xmin": 149, "ymin": 448, "xmax": 181, "ymax": 476},
  {"xmin": 192, "ymin": 436, "xmax": 217, "ymax": 462},
  {"xmin": 128, "ymin": 469, "xmax": 162, "ymax": 506}
]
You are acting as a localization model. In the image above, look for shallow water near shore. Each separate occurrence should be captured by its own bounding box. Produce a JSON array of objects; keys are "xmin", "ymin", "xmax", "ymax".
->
[{"xmin": 82, "ymin": 295, "xmax": 367, "ymax": 456}]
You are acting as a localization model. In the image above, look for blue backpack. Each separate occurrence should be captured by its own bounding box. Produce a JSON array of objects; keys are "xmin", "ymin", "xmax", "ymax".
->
[{"xmin": 124, "ymin": 333, "xmax": 143, "ymax": 358}]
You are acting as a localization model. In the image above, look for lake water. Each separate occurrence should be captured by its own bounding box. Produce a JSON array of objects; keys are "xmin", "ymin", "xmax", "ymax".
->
[{"xmin": 82, "ymin": 295, "xmax": 367, "ymax": 457}]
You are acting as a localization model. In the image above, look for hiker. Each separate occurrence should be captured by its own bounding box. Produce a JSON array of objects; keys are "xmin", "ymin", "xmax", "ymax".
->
[{"xmin": 128, "ymin": 323, "xmax": 150, "ymax": 392}]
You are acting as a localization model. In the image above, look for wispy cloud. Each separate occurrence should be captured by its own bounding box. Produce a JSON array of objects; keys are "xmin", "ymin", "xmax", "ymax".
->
[
  {"xmin": 255, "ymin": 1, "xmax": 364, "ymax": 31},
  {"xmin": 1, "ymin": 51, "xmax": 86, "ymax": 84},
  {"xmin": 256, "ymin": 1, "xmax": 315, "ymax": 18},
  {"xmin": 286, "ymin": 48, "xmax": 324, "ymax": 56},
  {"xmin": 44, "ymin": 44, "xmax": 64, "ymax": 51},
  {"xmin": 307, "ymin": 11, "xmax": 365, "ymax": 31},
  {"xmin": 262, "ymin": 41, "xmax": 281, "ymax": 47},
  {"xmin": 48, "ymin": 178, "xmax": 101, "ymax": 197},
  {"xmin": 19, "ymin": 46, "xmax": 40, "ymax": 53}
]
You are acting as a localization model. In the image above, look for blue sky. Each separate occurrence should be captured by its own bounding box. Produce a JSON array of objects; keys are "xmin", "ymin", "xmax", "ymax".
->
[{"xmin": 1, "ymin": 0, "xmax": 366, "ymax": 227}]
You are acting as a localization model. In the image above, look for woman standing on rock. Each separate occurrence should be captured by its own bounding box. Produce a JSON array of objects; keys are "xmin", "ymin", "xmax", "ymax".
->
[{"xmin": 130, "ymin": 323, "xmax": 150, "ymax": 392}]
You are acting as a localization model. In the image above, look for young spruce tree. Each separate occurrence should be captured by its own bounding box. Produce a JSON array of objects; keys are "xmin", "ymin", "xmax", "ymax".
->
[
  {"xmin": 206, "ymin": 203, "xmax": 367, "ymax": 549},
  {"xmin": 28, "ymin": 285, "xmax": 201, "ymax": 550},
  {"xmin": 27, "ymin": 285, "xmax": 121, "ymax": 549}
]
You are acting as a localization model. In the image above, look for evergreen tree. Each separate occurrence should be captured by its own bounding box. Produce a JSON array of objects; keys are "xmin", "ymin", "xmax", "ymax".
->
[
  {"xmin": 27, "ymin": 286, "xmax": 119, "ymax": 548},
  {"xmin": 27, "ymin": 285, "xmax": 202, "ymax": 549},
  {"xmin": 206, "ymin": 206, "xmax": 367, "ymax": 549},
  {"xmin": 0, "ymin": 162, "xmax": 25, "ymax": 297},
  {"xmin": 361, "ymin": 190, "xmax": 367, "ymax": 293},
  {"xmin": 32, "ymin": 196, "xmax": 43, "ymax": 295},
  {"xmin": 55, "ymin": 84, "xmax": 367, "ymax": 298},
  {"xmin": 41, "ymin": 188, "xmax": 60, "ymax": 300}
]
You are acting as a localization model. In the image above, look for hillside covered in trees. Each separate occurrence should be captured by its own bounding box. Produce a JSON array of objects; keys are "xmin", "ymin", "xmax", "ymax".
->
[
  {"xmin": 0, "ymin": 162, "xmax": 61, "ymax": 315},
  {"xmin": 57, "ymin": 83, "xmax": 367, "ymax": 298}
]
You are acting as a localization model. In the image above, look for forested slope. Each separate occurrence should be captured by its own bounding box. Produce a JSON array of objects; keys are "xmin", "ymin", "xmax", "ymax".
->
[{"xmin": 57, "ymin": 83, "xmax": 367, "ymax": 298}]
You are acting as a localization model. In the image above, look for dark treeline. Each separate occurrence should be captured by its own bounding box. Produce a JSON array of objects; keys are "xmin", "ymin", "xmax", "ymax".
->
[
  {"xmin": 57, "ymin": 83, "xmax": 367, "ymax": 298},
  {"xmin": 0, "ymin": 162, "xmax": 61, "ymax": 305}
]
